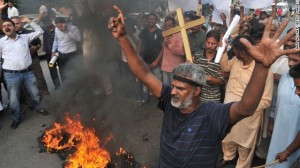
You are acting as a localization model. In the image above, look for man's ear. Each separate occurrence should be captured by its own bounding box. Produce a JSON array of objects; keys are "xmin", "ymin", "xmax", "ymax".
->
[
  {"xmin": 239, "ymin": 50, "xmax": 249, "ymax": 57},
  {"xmin": 193, "ymin": 87, "xmax": 201, "ymax": 97}
]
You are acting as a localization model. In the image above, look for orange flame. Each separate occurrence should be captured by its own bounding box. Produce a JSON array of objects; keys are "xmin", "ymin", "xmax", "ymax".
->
[{"xmin": 42, "ymin": 114, "xmax": 110, "ymax": 168}]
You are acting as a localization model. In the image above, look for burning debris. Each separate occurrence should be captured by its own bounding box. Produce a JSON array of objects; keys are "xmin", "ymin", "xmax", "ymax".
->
[{"xmin": 39, "ymin": 114, "xmax": 142, "ymax": 168}]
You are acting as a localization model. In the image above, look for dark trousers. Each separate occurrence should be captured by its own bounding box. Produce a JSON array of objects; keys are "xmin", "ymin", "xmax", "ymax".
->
[
  {"xmin": 57, "ymin": 51, "xmax": 80, "ymax": 82},
  {"xmin": 30, "ymin": 57, "xmax": 49, "ymax": 95},
  {"xmin": 46, "ymin": 53, "xmax": 60, "ymax": 89}
]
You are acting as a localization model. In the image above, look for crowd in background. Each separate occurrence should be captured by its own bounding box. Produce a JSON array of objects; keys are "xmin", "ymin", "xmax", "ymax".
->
[{"xmin": 0, "ymin": 0, "xmax": 298, "ymax": 167}]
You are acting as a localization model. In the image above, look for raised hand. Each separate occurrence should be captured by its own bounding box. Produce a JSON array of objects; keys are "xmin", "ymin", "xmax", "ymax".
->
[
  {"xmin": 0, "ymin": 0, "xmax": 7, "ymax": 10},
  {"xmin": 220, "ymin": 13, "xmax": 226, "ymax": 22},
  {"xmin": 19, "ymin": 16, "xmax": 32, "ymax": 23},
  {"xmin": 108, "ymin": 5, "xmax": 126, "ymax": 39},
  {"xmin": 240, "ymin": 17, "xmax": 298, "ymax": 67}
]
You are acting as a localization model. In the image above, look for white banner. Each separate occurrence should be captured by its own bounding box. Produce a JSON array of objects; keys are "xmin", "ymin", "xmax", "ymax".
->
[
  {"xmin": 168, "ymin": 0, "xmax": 198, "ymax": 11},
  {"xmin": 211, "ymin": 0, "xmax": 231, "ymax": 26},
  {"xmin": 240, "ymin": 0, "xmax": 273, "ymax": 9},
  {"xmin": 215, "ymin": 15, "xmax": 240, "ymax": 63}
]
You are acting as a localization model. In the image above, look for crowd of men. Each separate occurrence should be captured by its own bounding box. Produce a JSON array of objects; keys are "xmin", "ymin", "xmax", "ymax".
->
[
  {"xmin": 108, "ymin": 1, "xmax": 300, "ymax": 168},
  {"xmin": 0, "ymin": 0, "xmax": 118, "ymax": 129},
  {"xmin": 0, "ymin": 0, "xmax": 299, "ymax": 167}
]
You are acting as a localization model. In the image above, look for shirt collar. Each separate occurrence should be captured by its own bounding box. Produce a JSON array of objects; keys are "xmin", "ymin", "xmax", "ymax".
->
[
  {"xmin": 241, "ymin": 60, "xmax": 255, "ymax": 69},
  {"xmin": 4, "ymin": 34, "xmax": 21, "ymax": 40}
]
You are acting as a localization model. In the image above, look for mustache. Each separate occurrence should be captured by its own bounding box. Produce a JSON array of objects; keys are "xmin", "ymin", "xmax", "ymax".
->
[
  {"xmin": 5, "ymin": 28, "xmax": 11, "ymax": 32},
  {"xmin": 206, "ymin": 48, "xmax": 215, "ymax": 51},
  {"xmin": 171, "ymin": 95, "xmax": 180, "ymax": 100}
]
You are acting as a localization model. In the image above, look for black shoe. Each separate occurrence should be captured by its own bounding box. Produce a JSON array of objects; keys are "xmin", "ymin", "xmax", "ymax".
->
[
  {"xmin": 28, "ymin": 104, "xmax": 34, "ymax": 110},
  {"xmin": 0, "ymin": 105, "xmax": 9, "ymax": 116},
  {"xmin": 2, "ymin": 104, "xmax": 9, "ymax": 111},
  {"xmin": 10, "ymin": 119, "xmax": 22, "ymax": 129},
  {"xmin": 36, "ymin": 108, "xmax": 49, "ymax": 115}
]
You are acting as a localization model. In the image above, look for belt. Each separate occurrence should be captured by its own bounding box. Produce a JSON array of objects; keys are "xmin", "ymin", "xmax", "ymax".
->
[
  {"xmin": 3, "ymin": 68, "xmax": 32, "ymax": 73},
  {"xmin": 60, "ymin": 51, "xmax": 77, "ymax": 57}
]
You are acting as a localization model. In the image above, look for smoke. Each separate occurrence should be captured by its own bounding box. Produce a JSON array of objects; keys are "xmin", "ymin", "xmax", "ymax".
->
[
  {"xmin": 40, "ymin": 0, "xmax": 129, "ymax": 140},
  {"xmin": 12, "ymin": 0, "xmax": 162, "ymax": 166},
  {"xmin": 18, "ymin": 0, "xmax": 163, "ymax": 166}
]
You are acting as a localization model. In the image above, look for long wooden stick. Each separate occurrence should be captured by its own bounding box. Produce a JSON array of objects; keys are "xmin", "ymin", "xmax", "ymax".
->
[{"xmin": 252, "ymin": 160, "xmax": 280, "ymax": 168}]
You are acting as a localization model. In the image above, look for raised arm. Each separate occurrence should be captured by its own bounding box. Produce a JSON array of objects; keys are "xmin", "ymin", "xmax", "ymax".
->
[
  {"xmin": 271, "ymin": 0, "xmax": 278, "ymax": 18},
  {"xmin": 66, "ymin": 26, "xmax": 81, "ymax": 42},
  {"xmin": 220, "ymin": 13, "xmax": 228, "ymax": 31},
  {"xmin": 108, "ymin": 6, "xmax": 163, "ymax": 97},
  {"xmin": 0, "ymin": 0, "xmax": 7, "ymax": 23},
  {"xmin": 19, "ymin": 16, "xmax": 44, "ymax": 41},
  {"xmin": 229, "ymin": 17, "xmax": 298, "ymax": 124}
]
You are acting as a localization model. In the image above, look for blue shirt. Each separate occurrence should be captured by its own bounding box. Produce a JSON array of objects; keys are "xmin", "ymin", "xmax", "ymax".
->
[{"xmin": 158, "ymin": 85, "xmax": 232, "ymax": 168}]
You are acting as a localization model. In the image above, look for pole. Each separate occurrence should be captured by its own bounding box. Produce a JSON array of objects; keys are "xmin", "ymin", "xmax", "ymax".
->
[
  {"xmin": 56, "ymin": 63, "xmax": 63, "ymax": 87},
  {"xmin": 149, "ymin": 0, "xmax": 152, "ymax": 12},
  {"xmin": 296, "ymin": 0, "xmax": 300, "ymax": 49}
]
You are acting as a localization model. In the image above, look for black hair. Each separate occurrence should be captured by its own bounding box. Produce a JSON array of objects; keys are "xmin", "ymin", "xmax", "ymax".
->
[
  {"xmin": 260, "ymin": 11, "xmax": 267, "ymax": 15},
  {"xmin": 184, "ymin": 12, "xmax": 191, "ymax": 19},
  {"xmin": 240, "ymin": 23, "xmax": 251, "ymax": 35},
  {"xmin": 200, "ymin": 25, "xmax": 207, "ymax": 31},
  {"xmin": 218, "ymin": 29, "xmax": 226, "ymax": 36},
  {"xmin": 214, "ymin": 24, "xmax": 223, "ymax": 31},
  {"xmin": 164, "ymin": 16, "xmax": 176, "ymax": 25},
  {"xmin": 183, "ymin": 10, "xmax": 200, "ymax": 21},
  {"xmin": 55, "ymin": 17, "xmax": 66, "ymax": 24},
  {"xmin": 147, "ymin": 13, "xmax": 158, "ymax": 20},
  {"xmin": 289, "ymin": 63, "xmax": 300, "ymax": 78},
  {"xmin": 191, "ymin": 15, "xmax": 200, "ymax": 21},
  {"xmin": 231, "ymin": 35, "xmax": 254, "ymax": 54},
  {"xmin": 2, "ymin": 19, "xmax": 15, "ymax": 27},
  {"xmin": 141, "ymin": 14, "xmax": 148, "ymax": 20},
  {"xmin": 206, "ymin": 30, "xmax": 221, "ymax": 42},
  {"xmin": 249, "ymin": 17, "xmax": 259, "ymax": 27},
  {"xmin": 249, "ymin": 22, "xmax": 264, "ymax": 44}
]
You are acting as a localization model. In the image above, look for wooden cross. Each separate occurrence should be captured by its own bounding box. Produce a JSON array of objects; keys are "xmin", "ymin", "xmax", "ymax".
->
[{"xmin": 162, "ymin": 8, "xmax": 206, "ymax": 62}]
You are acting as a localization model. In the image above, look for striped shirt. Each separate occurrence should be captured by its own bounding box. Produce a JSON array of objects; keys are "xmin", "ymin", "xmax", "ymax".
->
[
  {"xmin": 194, "ymin": 49, "xmax": 224, "ymax": 102},
  {"xmin": 157, "ymin": 85, "xmax": 232, "ymax": 168}
]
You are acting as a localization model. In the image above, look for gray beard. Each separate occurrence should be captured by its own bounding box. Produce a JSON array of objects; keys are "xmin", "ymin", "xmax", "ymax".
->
[{"xmin": 171, "ymin": 91, "xmax": 193, "ymax": 110}]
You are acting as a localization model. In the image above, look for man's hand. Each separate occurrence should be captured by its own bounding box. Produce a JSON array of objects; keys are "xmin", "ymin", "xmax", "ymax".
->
[
  {"xmin": 243, "ymin": 15, "xmax": 252, "ymax": 22},
  {"xmin": 240, "ymin": 18, "xmax": 298, "ymax": 67},
  {"xmin": 220, "ymin": 13, "xmax": 226, "ymax": 22},
  {"xmin": 108, "ymin": 5, "xmax": 126, "ymax": 39},
  {"xmin": 51, "ymin": 52, "xmax": 57, "ymax": 57},
  {"xmin": 276, "ymin": 150, "xmax": 290, "ymax": 163},
  {"xmin": 19, "ymin": 16, "xmax": 32, "ymax": 24},
  {"xmin": 29, "ymin": 45, "xmax": 37, "ymax": 54},
  {"xmin": 0, "ymin": 0, "xmax": 7, "ymax": 10},
  {"xmin": 62, "ymin": 23, "xmax": 68, "ymax": 33}
]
